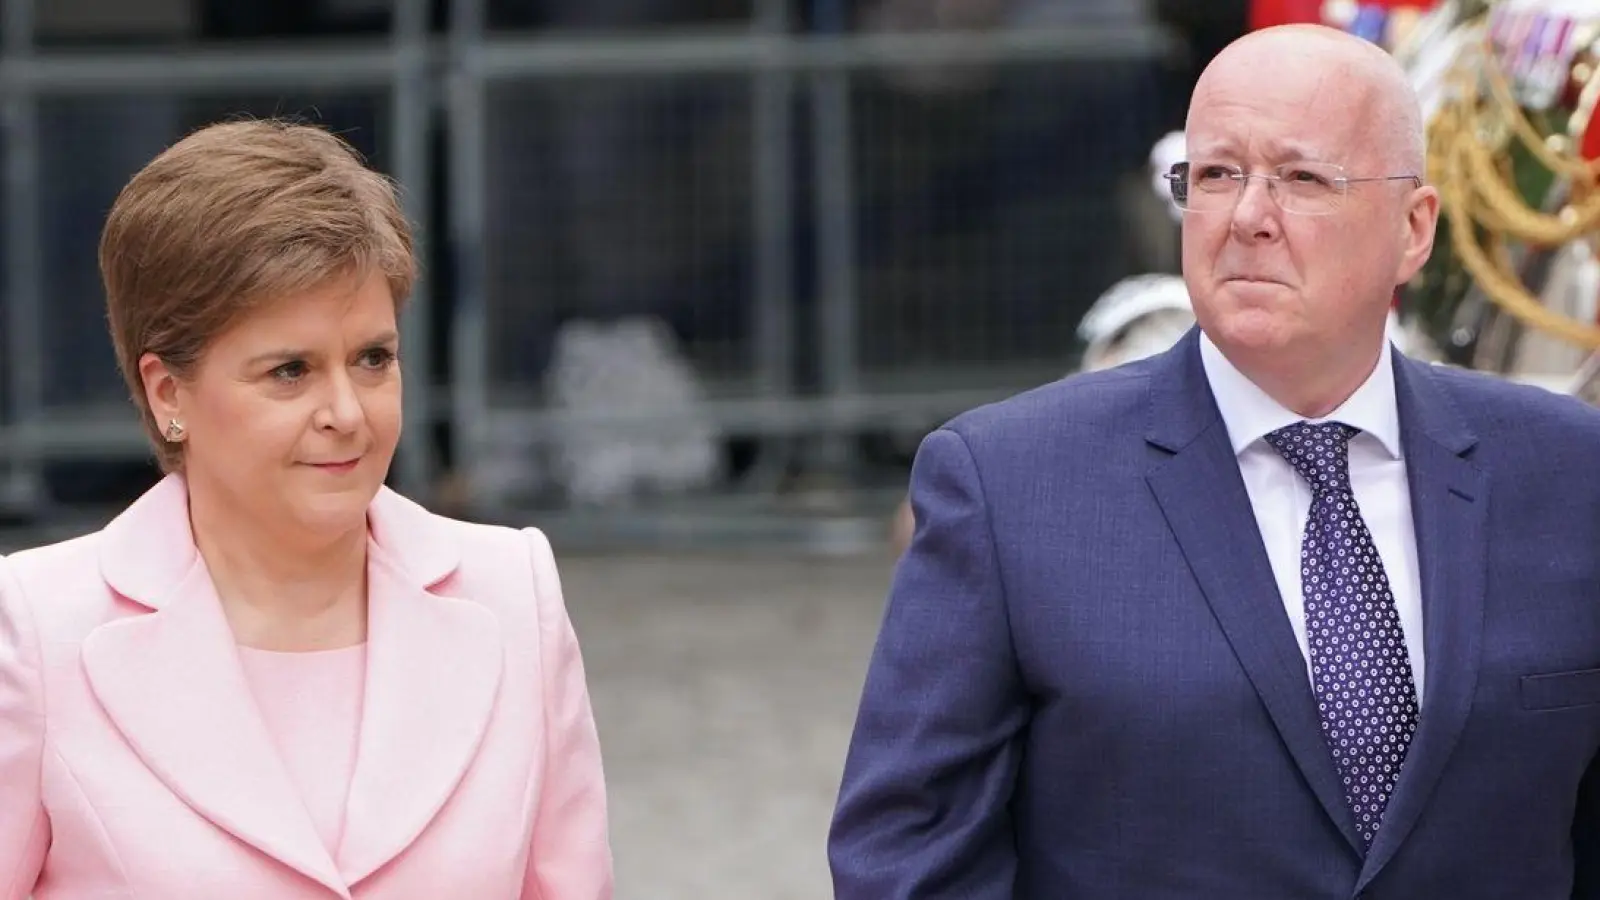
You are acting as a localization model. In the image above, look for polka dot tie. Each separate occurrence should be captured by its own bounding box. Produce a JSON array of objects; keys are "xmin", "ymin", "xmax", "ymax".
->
[{"xmin": 1265, "ymin": 421, "xmax": 1419, "ymax": 850}]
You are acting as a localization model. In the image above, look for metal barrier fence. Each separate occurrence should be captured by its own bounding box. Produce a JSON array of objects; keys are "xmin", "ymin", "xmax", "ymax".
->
[
  {"xmin": 0, "ymin": 0, "xmax": 437, "ymax": 516},
  {"xmin": 0, "ymin": 0, "xmax": 1181, "ymax": 546}
]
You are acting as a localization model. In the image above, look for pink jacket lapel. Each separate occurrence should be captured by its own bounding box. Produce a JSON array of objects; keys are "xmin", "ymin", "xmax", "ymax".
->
[{"xmin": 85, "ymin": 475, "xmax": 504, "ymax": 893}]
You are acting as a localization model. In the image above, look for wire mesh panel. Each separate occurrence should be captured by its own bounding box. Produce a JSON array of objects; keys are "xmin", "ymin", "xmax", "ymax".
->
[
  {"xmin": 474, "ymin": 74, "xmax": 758, "ymax": 507},
  {"xmin": 0, "ymin": 132, "xmax": 9, "ymax": 450},
  {"xmin": 449, "ymin": 24, "xmax": 1185, "ymax": 519},
  {"xmin": 34, "ymin": 97, "xmax": 176, "ymax": 412},
  {"xmin": 481, "ymin": 75, "xmax": 755, "ymax": 394},
  {"xmin": 32, "ymin": 93, "xmax": 391, "ymax": 418},
  {"xmin": 5, "ymin": 90, "xmax": 399, "ymax": 510},
  {"xmin": 850, "ymin": 55, "xmax": 1172, "ymax": 392},
  {"xmin": 484, "ymin": 0, "xmax": 756, "ymax": 33},
  {"xmin": 0, "ymin": 0, "xmax": 434, "ymax": 519}
]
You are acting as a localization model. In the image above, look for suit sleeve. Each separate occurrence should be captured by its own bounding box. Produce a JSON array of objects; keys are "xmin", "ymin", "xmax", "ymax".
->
[
  {"xmin": 1573, "ymin": 749, "xmax": 1600, "ymax": 898},
  {"xmin": 828, "ymin": 427, "xmax": 1029, "ymax": 900},
  {"xmin": 0, "ymin": 557, "xmax": 48, "ymax": 900},
  {"xmin": 520, "ymin": 529, "xmax": 614, "ymax": 900}
]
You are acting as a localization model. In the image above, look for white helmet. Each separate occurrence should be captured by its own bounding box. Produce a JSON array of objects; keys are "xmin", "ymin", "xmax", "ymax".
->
[
  {"xmin": 1149, "ymin": 130, "xmax": 1187, "ymax": 224},
  {"xmin": 1078, "ymin": 274, "xmax": 1196, "ymax": 372}
]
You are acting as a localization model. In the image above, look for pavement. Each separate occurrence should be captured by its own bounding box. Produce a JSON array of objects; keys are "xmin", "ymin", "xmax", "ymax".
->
[{"xmin": 562, "ymin": 549, "xmax": 891, "ymax": 900}]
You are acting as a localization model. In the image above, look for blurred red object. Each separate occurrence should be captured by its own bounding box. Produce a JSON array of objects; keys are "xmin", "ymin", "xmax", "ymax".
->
[
  {"xmin": 1249, "ymin": 0, "xmax": 1438, "ymax": 31},
  {"xmin": 1581, "ymin": 103, "xmax": 1600, "ymax": 161},
  {"xmin": 1243, "ymin": 0, "xmax": 1438, "ymax": 312},
  {"xmin": 1249, "ymin": 0, "xmax": 1324, "ymax": 30}
]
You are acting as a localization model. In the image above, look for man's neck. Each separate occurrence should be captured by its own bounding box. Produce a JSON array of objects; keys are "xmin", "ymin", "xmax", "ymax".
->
[{"xmin": 1236, "ymin": 339, "xmax": 1384, "ymax": 421}]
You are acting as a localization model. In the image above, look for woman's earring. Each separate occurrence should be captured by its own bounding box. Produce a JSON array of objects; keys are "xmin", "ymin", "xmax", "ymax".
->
[{"xmin": 164, "ymin": 419, "xmax": 186, "ymax": 443}]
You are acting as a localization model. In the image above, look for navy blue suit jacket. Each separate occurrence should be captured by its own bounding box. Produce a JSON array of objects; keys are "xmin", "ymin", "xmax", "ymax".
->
[{"xmin": 829, "ymin": 329, "xmax": 1600, "ymax": 899}]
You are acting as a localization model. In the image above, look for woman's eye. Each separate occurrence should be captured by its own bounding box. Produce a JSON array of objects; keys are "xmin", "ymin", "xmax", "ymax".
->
[
  {"xmin": 272, "ymin": 361, "xmax": 308, "ymax": 381},
  {"xmin": 359, "ymin": 348, "xmax": 396, "ymax": 369}
]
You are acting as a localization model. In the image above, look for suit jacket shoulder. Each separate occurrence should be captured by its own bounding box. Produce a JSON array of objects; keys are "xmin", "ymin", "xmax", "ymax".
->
[
  {"xmin": 393, "ymin": 507, "xmax": 570, "ymax": 641},
  {"xmin": 937, "ymin": 355, "xmax": 1164, "ymax": 476},
  {"xmin": 1417, "ymin": 360, "xmax": 1600, "ymax": 452}
]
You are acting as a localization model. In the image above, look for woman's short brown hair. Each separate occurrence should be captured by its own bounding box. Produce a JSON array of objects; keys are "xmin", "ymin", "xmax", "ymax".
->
[{"xmin": 99, "ymin": 118, "xmax": 416, "ymax": 472}]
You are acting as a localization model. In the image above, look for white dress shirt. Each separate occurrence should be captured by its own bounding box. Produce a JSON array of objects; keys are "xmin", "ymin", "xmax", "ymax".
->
[{"xmin": 1199, "ymin": 333, "xmax": 1427, "ymax": 704}]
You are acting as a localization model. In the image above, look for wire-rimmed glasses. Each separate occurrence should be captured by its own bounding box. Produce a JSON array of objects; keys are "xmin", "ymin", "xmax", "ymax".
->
[{"xmin": 1164, "ymin": 161, "xmax": 1422, "ymax": 216}]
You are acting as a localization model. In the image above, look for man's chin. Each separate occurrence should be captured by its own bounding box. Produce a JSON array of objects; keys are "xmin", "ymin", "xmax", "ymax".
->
[
  {"xmin": 1211, "ymin": 309, "xmax": 1294, "ymax": 350},
  {"xmin": 1220, "ymin": 278, "xmax": 1294, "ymax": 304}
]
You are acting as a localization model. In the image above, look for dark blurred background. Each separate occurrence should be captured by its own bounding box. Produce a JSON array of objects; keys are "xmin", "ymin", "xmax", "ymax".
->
[{"xmin": 0, "ymin": 0, "xmax": 1248, "ymax": 548}]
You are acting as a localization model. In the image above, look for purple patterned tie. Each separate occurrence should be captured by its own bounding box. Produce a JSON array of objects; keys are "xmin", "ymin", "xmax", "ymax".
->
[{"xmin": 1265, "ymin": 421, "xmax": 1419, "ymax": 850}]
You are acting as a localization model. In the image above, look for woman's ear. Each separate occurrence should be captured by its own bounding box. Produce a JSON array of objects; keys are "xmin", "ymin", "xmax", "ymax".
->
[{"xmin": 138, "ymin": 352, "xmax": 183, "ymax": 428}]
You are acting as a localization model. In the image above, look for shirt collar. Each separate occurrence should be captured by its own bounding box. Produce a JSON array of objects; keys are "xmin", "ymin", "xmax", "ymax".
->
[{"xmin": 1198, "ymin": 330, "xmax": 1402, "ymax": 459}]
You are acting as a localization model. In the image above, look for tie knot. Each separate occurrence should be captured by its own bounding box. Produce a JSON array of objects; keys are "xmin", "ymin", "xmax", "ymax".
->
[{"xmin": 1265, "ymin": 421, "xmax": 1359, "ymax": 492}]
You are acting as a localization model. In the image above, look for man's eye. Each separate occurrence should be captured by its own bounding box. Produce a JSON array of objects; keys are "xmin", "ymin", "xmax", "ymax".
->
[{"xmin": 1289, "ymin": 169, "xmax": 1328, "ymax": 184}]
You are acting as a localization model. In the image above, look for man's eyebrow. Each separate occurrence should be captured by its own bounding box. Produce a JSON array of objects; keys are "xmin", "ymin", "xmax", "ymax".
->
[
  {"xmin": 1186, "ymin": 140, "xmax": 1331, "ymax": 164},
  {"xmin": 1262, "ymin": 140, "xmax": 1328, "ymax": 162}
]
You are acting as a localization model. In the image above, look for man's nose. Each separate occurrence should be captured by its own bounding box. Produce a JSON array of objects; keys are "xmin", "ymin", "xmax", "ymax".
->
[{"xmin": 1230, "ymin": 175, "xmax": 1281, "ymax": 239}]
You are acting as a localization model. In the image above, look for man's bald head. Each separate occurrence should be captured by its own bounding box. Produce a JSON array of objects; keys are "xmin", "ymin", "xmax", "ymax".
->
[
  {"xmin": 1177, "ymin": 23, "xmax": 1440, "ymax": 419},
  {"xmin": 1189, "ymin": 24, "xmax": 1425, "ymax": 176}
]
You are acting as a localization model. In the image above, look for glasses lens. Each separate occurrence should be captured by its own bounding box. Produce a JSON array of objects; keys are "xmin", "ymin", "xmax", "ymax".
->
[
  {"xmin": 1169, "ymin": 161, "xmax": 1348, "ymax": 215},
  {"xmin": 1172, "ymin": 162, "xmax": 1238, "ymax": 211},
  {"xmin": 1167, "ymin": 163, "xmax": 1191, "ymax": 208},
  {"xmin": 1274, "ymin": 163, "xmax": 1344, "ymax": 215}
]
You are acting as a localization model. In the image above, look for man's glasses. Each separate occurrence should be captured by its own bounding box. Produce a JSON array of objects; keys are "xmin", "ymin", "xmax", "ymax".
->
[{"xmin": 1165, "ymin": 161, "xmax": 1422, "ymax": 216}]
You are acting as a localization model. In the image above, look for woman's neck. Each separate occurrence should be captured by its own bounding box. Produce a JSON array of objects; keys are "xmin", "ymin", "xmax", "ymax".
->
[{"xmin": 187, "ymin": 480, "xmax": 369, "ymax": 652}]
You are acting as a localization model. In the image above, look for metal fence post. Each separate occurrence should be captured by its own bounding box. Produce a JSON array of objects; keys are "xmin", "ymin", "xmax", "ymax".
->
[
  {"xmin": 391, "ymin": 0, "xmax": 436, "ymax": 500},
  {"xmin": 446, "ymin": 0, "xmax": 490, "ymax": 509},
  {"xmin": 0, "ymin": 0, "xmax": 44, "ymax": 514},
  {"xmin": 808, "ymin": 0, "xmax": 861, "ymax": 478},
  {"xmin": 749, "ymin": 0, "xmax": 796, "ymax": 487}
]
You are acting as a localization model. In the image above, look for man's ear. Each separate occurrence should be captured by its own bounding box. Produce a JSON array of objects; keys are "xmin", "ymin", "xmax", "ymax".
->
[{"xmin": 1395, "ymin": 184, "xmax": 1440, "ymax": 286}]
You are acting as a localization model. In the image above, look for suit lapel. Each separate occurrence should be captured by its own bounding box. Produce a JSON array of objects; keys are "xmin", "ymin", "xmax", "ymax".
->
[
  {"xmin": 85, "ymin": 524, "xmax": 350, "ymax": 898},
  {"xmin": 86, "ymin": 476, "xmax": 505, "ymax": 894},
  {"xmin": 1144, "ymin": 331, "xmax": 1364, "ymax": 854},
  {"xmin": 335, "ymin": 537, "xmax": 503, "ymax": 886},
  {"xmin": 1356, "ymin": 355, "xmax": 1486, "ymax": 891}
]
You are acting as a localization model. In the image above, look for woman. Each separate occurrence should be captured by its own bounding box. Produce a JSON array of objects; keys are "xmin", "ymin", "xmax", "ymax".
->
[{"xmin": 0, "ymin": 120, "xmax": 612, "ymax": 899}]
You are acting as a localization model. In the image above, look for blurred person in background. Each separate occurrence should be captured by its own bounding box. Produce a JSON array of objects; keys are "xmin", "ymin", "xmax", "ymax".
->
[
  {"xmin": 0, "ymin": 120, "xmax": 611, "ymax": 899},
  {"xmin": 474, "ymin": 0, "xmax": 745, "ymax": 508},
  {"xmin": 832, "ymin": 24, "xmax": 1600, "ymax": 899}
]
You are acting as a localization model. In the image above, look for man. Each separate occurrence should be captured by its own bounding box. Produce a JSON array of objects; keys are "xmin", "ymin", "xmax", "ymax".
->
[{"xmin": 829, "ymin": 24, "xmax": 1600, "ymax": 899}]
